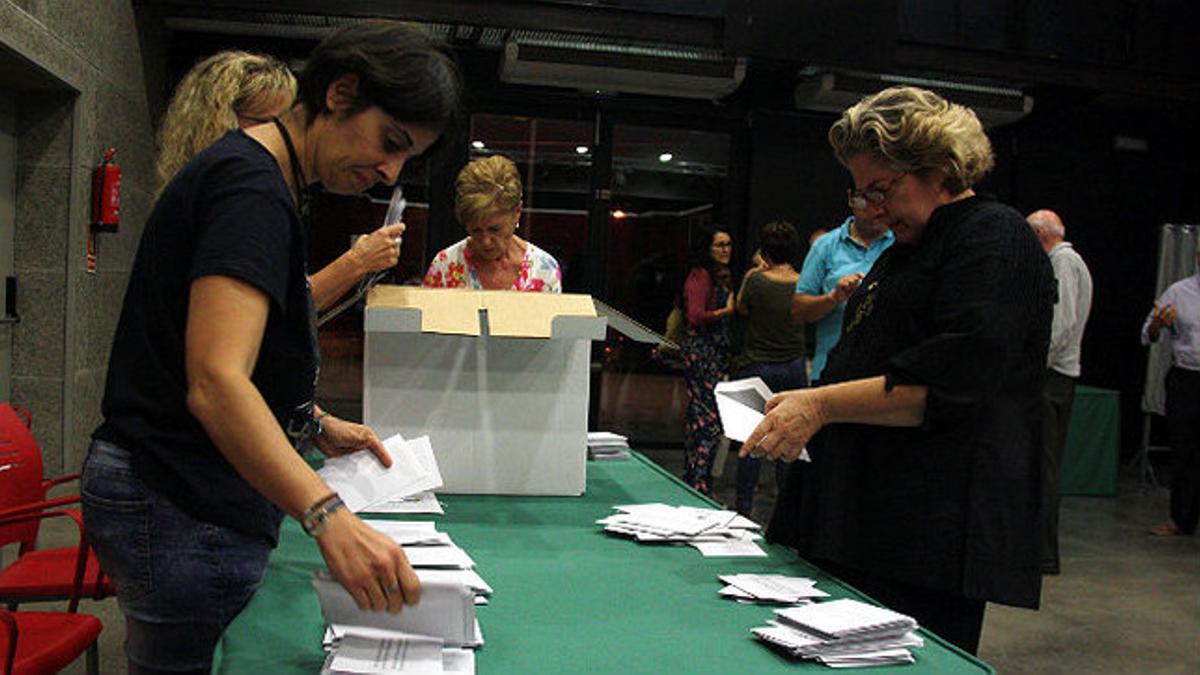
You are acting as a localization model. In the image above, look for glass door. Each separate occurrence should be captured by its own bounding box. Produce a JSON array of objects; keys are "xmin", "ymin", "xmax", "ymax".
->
[
  {"xmin": 468, "ymin": 113, "xmax": 595, "ymax": 288},
  {"xmin": 598, "ymin": 124, "xmax": 731, "ymax": 444}
]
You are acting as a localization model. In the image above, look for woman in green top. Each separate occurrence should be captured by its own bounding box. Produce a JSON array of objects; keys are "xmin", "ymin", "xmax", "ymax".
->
[{"xmin": 733, "ymin": 221, "xmax": 808, "ymax": 517}]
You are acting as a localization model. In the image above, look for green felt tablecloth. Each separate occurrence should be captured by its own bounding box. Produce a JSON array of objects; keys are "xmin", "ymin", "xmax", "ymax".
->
[
  {"xmin": 1061, "ymin": 385, "xmax": 1121, "ymax": 496},
  {"xmin": 212, "ymin": 453, "xmax": 991, "ymax": 674}
]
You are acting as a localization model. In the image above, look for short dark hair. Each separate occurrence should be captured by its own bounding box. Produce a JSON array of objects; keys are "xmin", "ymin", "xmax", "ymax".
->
[
  {"xmin": 298, "ymin": 20, "xmax": 462, "ymax": 133},
  {"xmin": 759, "ymin": 220, "xmax": 800, "ymax": 267}
]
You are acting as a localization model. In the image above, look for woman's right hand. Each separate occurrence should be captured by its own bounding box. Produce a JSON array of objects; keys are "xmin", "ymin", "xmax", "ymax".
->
[
  {"xmin": 349, "ymin": 223, "xmax": 406, "ymax": 274},
  {"xmin": 315, "ymin": 509, "xmax": 420, "ymax": 613},
  {"xmin": 741, "ymin": 388, "xmax": 830, "ymax": 462}
]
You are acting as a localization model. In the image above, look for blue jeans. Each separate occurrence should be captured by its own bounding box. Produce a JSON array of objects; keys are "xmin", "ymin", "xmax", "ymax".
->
[
  {"xmin": 734, "ymin": 358, "xmax": 809, "ymax": 516},
  {"xmin": 81, "ymin": 440, "xmax": 273, "ymax": 674}
]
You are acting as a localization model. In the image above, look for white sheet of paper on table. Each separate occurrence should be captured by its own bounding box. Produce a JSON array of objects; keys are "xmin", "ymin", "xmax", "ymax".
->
[{"xmin": 328, "ymin": 631, "xmax": 444, "ymax": 674}]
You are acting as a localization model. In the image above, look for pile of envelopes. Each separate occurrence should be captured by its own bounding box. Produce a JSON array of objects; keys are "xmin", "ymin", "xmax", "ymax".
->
[
  {"xmin": 312, "ymin": 434, "xmax": 490, "ymax": 673},
  {"xmin": 597, "ymin": 503, "xmax": 767, "ymax": 557},
  {"xmin": 586, "ymin": 431, "xmax": 632, "ymax": 461},
  {"xmin": 751, "ymin": 598, "xmax": 923, "ymax": 667},
  {"xmin": 312, "ymin": 520, "xmax": 490, "ymax": 674}
]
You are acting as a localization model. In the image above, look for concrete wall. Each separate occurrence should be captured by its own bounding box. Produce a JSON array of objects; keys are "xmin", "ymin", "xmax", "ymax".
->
[{"xmin": 1, "ymin": 0, "xmax": 164, "ymax": 475}]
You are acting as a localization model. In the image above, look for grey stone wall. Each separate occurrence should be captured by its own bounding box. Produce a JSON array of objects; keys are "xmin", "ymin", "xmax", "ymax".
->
[{"xmin": 1, "ymin": 0, "xmax": 164, "ymax": 475}]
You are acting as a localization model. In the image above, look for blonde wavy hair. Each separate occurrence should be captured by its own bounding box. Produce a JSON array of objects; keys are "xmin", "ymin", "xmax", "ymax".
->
[
  {"xmin": 454, "ymin": 155, "xmax": 523, "ymax": 227},
  {"xmin": 828, "ymin": 85, "xmax": 994, "ymax": 195},
  {"xmin": 155, "ymin": 51, "xmax": 296, "ymax": 190}
]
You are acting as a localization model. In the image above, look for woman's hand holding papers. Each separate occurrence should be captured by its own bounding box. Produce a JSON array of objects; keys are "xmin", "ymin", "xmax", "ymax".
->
[
  {"xmin": 317, "ymin": 508, "xmax": 422, "ymax": 613},
  {"xmin": 315, "ymin": 414, "xmax": 393, "ymax": 468},
  {"xmin": 742, "ymin": 389, "xmax": 830, "ymax": 462},
  {"xmin": 312, "ymin": 414, "xmax": 419, "ymax": 612}
]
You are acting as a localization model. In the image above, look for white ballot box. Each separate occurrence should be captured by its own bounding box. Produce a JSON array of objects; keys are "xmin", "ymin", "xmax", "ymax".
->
[{"xmin": 364, "ymin": 286, "xmax": 606, "ymax": 495}]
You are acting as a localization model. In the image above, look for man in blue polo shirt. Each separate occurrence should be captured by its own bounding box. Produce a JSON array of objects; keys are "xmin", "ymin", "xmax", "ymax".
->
[{"xmin": 793, "ymin": 198, "xmax": 894, "ymax": 382}]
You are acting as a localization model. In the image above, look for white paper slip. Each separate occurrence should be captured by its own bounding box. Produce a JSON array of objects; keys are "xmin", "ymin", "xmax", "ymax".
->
[
  {"xmin": 587, "ymin": 431, "xmax": 628, "ymax": 444},
  {"xmin": 714, "ymin": 377, "xmax": 773, "ymax": 442},
  {"xmin": 319, "ymin": 434, "xmax": 440, "ymax": 513},
  {"xmin": 313, "ymin": 573, "xmax": 476, "ymax": 647},
  {"xmin": 818, "ymin": 648, "xmax": 915, "ymax": 668},
  {"xmin": 405, "ymin": 545, "xmax": 475, "ymax": 569},
  {"xmin": 366, "ymin": 491, "xmax": 445, "ymax": 515},
  {"xmin": 442, "ymin": 648, "xmax": 475, "ymax": 674},
  {"xmin": 365, "ymin": 520, "xmax": 452, "ymax": 546},
  {"xmin": 719, "ymin": 574, "xmax": 829, "ymax": 602},
  {"xmin": 405, "ymin": 436, "xmax": 444, "ymax": 495},
  {"xmin": 417, "ymin": 569, "xmax": 493, "ymax": 596},
  {"xmin": 329, "ymin": 631, "xmax": 444, "ymax": 674},
  {"xmin": 326, "ymin": 623, "xmax": 422, "ymax": 649},
  {"xmin": 690, "ymin": 539, "xmax": 767, "ymax": 557}
]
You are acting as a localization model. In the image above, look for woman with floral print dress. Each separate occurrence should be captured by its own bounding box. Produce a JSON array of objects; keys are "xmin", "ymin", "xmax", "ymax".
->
[
  {"xmin": 424, "ymin": 154, "xmax": 561, "ymax": 292},
  {"xmin": 679, "ymin": 226, "xmax": 736, "ymax": 494}
]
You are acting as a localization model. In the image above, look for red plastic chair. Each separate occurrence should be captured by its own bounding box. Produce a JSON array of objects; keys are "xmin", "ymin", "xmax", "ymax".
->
[
  {"xmin": 0, "ymin": 605, "xmax": 101, "ymax": 675},
  {"xmin": 0, "ymin": 404, "xmax": 114, "ymax": 611}
]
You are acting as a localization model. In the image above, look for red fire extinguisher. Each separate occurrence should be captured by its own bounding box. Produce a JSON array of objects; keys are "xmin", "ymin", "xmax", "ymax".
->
[{"xmin": 91, "ymin": 148, "xmax": 121, "ymax": 233}]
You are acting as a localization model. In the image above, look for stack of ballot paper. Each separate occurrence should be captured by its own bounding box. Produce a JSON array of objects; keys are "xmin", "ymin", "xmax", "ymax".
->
[
  {"xmin": 597, "ymin": 503, "xmax": 767, "ymax": 557},
  {"xmin": 587, "ymin": 431, "xmax": 632, "ymax": 461},
  {"xmin": 751, "ymin": 598, "xmax": 923, "ymax": 667},
  {"xmin": 320, "ymin": 630, "xmax": 475, "ymax": 674},
  {"xmin": 718, "ymin": 573, "xmax": 829, "ymax": 604},
  {"xmin": 318, "ymin": 434, "xmax": 444, "ymax": 514},
  {"xmin": 313, "ymin": 521, "xmax": 492, "ymax": 673}
]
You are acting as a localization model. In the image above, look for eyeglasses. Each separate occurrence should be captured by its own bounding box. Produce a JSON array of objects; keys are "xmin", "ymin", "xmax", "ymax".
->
[{"xmin": 848, "ymin": 173, "xmax": 906, "ymax": 210}]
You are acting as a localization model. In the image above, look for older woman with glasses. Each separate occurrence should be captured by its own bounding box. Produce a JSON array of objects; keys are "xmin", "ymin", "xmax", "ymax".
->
[{"xmin": 743, "ymin": 86, "xmax": 1055, "ymax": 654}]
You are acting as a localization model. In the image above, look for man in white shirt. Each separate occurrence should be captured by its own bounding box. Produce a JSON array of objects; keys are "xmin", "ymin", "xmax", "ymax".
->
[{"xmin": 1028, "ymin": 209, "xmax": 1093, "ymax": 574}]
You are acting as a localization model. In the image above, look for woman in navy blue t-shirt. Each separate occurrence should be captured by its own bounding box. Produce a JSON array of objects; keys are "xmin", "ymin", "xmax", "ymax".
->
[{"xmin": 83, "ymin": 22, "xmax": 462, "ymax": 673}]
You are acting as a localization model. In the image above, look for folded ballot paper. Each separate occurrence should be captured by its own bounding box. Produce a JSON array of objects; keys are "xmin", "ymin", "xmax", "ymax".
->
[
  {"xmin": 715, "ymin": 377, "xmax": 810, "ymax": 462},
  {"xmin": 318, "ymin": 434, "xmax": 443, "ymax": 513},
  {"xmin": 312, "ymin": 571, "xmax": 482, "ymax": 648},
  {"xmin": 319, "ymin": 628, "xmax": 477, "ymax": 675},
  {"xmin": 598, "ymin": 503, "xmax": 766, "ymax": 556},
  {"xmin": 718, "ymin": 573, "xmax": 830, "ymax": 605},
  {"xmin": 751, "ymin": 598, "xmax": 923, "ymax": 667},
  {"xmin": 587, "ymin": 431, "xmax": 632, "ymax": 461}
]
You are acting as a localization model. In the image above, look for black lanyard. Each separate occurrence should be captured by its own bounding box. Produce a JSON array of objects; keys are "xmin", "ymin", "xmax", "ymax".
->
[{"xmin": 273, "ymin": 117, "xmax": 310, "ymax": 224}]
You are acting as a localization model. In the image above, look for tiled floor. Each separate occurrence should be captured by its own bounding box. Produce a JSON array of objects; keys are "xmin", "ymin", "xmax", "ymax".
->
[{"xmin": 16, "ymin": 452, "xmax": 1199, "ymax": 674}]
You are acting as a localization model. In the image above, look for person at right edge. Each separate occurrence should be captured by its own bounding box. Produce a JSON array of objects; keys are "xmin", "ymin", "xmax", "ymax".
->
[
  {"xmin": 743, "ymin": 85, "xmax": 1054, "ymax": 655},
  {"xmin": 1142, "ymin": 251, "xmax": 1200, "ymax": 537},
  {"xmin": 1027, "ymin": 208, "xmax": 1093, "ymax": 574}
]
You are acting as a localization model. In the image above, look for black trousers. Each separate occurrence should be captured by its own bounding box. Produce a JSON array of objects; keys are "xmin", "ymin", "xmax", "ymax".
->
[
  {"xmin": 1165, "ymin": 367, "xmax": 1200, "ymax": 534},
  {"xmin": 1041, "ymin": 370, "xmax": 1077, "ymax": 570},
  {"xmin": 817, "ymin": 560, "xmax": 986, "ymax": 656}
]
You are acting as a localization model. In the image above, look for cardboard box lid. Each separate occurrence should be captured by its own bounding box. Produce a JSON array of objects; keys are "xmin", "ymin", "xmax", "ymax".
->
[{"xmin": 367, "ymin": 286, "xmax": 599, "ymax": 338}]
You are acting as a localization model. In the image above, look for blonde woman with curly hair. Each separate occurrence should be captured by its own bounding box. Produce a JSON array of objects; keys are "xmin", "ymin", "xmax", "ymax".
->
[
  {"xmin": 423, "ymin": 154, "xmax": 561, "ymax": 291},
  {"xmin": 156, "ymin": 51, "xmax": 297, "ymax": 189},
  {"xmin": 744, "ymin": 86, "xmax": 1055, "ymax": 654},
  {"xmin": 156, "ymin": 50, "xmax": 410, "ymax": 310}
]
